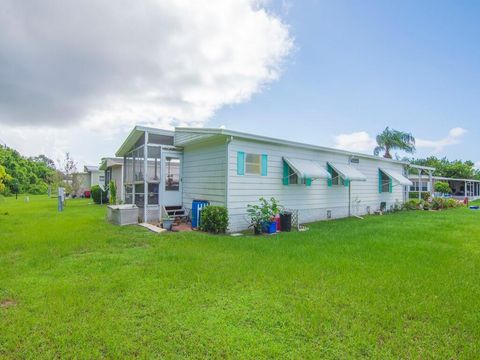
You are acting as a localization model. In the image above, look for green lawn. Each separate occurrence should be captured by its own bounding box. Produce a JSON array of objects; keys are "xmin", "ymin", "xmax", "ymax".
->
[{"xmin": 1, "ymin": 196, "xmax": 480, "ymax": 358}]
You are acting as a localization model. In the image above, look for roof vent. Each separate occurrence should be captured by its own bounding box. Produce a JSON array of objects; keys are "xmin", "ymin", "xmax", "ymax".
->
[{"xmin": 350, "ymin": 157, "xmax": 360, "ymax": 164}]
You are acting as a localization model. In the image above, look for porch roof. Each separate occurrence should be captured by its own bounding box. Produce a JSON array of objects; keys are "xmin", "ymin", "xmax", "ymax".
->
[{"xmin": 115, "ymin": 126, "xmax": 175, "ymax": 157}]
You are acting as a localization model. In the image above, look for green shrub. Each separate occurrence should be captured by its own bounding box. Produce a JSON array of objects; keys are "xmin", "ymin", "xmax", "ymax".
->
[
  {"xmin": 435, "ymin": 181, "xmax": 452, "ymax": 194},
  {"xmin": 91, "ymin": 185, "xmax": 108, "ymax": 204},
  {"xmin": 200, "ymin": 206, "xmax": 228, "ymax": 234},
  {"xmin": 431, "ymin": 197, "xmax": 446, "ymax": 210},
  {"xmin": 404, "ymin": 199, "xmax": 421, "ymax": 210},
  {"xmin": 109, "ymin": 180, "xmax": 117, "ymax": 205},
  {"xmin": 446, "ymin": 198, "xmax": 461, "ymax": 208},
  {"xmin": 409, "ymin": 191, "xmax": 431, "ymax": 201}
]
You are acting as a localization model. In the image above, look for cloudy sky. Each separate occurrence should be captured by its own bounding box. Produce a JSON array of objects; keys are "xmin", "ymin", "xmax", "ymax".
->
[{"xmin": 1, "ymin": 0, "xmax": 479, "ymax": 168}]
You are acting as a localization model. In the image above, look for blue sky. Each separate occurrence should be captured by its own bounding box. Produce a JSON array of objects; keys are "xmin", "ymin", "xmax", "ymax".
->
[
  {"xmin": 1, "ymin": 0, "xmax": 478, "ymax": 167},
  {"xmin": 210, "ymin": 0, "xmax": 479, "ymax": 162}
]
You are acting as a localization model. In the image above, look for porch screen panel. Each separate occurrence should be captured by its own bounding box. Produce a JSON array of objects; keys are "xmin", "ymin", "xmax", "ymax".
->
[{"xmin": 165, "ymin": 157, "xmax": 180, "ymax": 191}]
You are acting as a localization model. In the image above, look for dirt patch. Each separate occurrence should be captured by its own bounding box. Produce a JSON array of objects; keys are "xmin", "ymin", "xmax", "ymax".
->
[{"xmin": 1, "ymin": 299, "xmax": 17, "ymax": 309}]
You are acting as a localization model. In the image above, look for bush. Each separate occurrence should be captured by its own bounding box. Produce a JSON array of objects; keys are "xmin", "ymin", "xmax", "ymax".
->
[
  {"xmin": 404, "ymin": 199, "xmax": 421, "ymax": 210},
  {"xmin": 435, "ymin": 181, "xmax": 452, "ymax": 194},
  {"xmin": 109, "ymin": 180, "xmax": 117, "ymax": 205},
  {"xmin": 431, "ymin": 197, "xmax": 446, "ymax": 210},
  {"xmin": 446, "ymin": 198, "xmax": 462, "ymax": 208},
  {"xmin": 200, "ymin": 206, "xmax": 228, "ymax": 234},
  {"xmin": 409, "ymin": 191, "xmax": 431, "ymax": 201},
  {"xmin": 91, "ymin": 185, "xmax": 108, "ymax": 204}
]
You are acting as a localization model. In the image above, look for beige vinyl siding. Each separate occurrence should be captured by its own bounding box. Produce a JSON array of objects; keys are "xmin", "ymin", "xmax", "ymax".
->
[
  {"xmin": 227, "ymin": 138, "xmax": 406, "ymax": 232},
  {"xmin": 181, "ymin": 139, "xmax": 227, "ymax": 213}
]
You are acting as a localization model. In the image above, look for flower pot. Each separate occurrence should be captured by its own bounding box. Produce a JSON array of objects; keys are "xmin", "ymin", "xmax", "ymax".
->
[
  {"xmin": 162, "ymin": 219, "xmax": 173, "ymax": 231},
  {"xmin": 262, "ymin": 221, "xmax": 277, "ymax": 234}
]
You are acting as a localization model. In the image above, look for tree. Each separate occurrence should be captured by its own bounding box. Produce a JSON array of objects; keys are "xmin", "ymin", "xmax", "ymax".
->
[
  {"xmin": 30, "ymin": 154, "xmax": 55, "ymax": 169},
  {"xmin": 57, "ymin": 152, "xmax": 77, "ymax": 194},
  {"xmin": 0, "ymin": 147, "xmax": 55, "ymax": 195},
  {"xmin": 410, "ymin": 156, "xmax": 480, "ymax": 179},
  {"xmin": 434, "ymin": 181, "xmax": 452, "ymax": 194},
  {"xmin": 0, "ymin": 165, "xmax": 12, "ymax": 193},
  {"xmin": 374, "ymin": 127, "xmax": 416, "ymax": 159}
]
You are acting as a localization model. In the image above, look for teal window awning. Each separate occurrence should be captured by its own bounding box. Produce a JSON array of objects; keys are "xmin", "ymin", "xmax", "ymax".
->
[
  {"xmin": 283, "ymin": 157, "xmax": 331, "ymax": 185},
  {"xmin": 327, "ymin": 162, "xmax": 367, "ymax": 182},
  {"xmin": 379, "ymin": 168, "xmax": 412, "ymax": 186}
]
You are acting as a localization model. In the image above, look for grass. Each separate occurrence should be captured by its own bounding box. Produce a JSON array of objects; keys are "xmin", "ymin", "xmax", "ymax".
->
[{"xmin": 1, "ymin": 195, "xmax": 480, "ymax": 358}]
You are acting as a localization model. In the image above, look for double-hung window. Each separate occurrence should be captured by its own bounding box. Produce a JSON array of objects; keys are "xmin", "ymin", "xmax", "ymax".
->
[
  {"xmin": 245, "ymin": 153, "xmax": 261, "ymax": 175},
  {"xmin": 237, "ymin": 152, "xmax": 267, "ymax": 176}
]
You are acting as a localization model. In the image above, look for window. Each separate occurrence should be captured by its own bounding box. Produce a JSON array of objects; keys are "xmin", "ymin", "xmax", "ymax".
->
[
  {"xmin": 245, "ymin": 153, "xmax": 261, "ymax": 175},
  {"xmin": 331, "ymin": 168, "xmax": 342, "ymax": 185},
  {"xmin": 99, "ymin": 175, "xmax": 105, "ymax": 183},
  {"xmin": 410, "ymin": 181, "xmax": 428, "ymax": 192},
  {"xmin": 134, "ymin": 184, "xmax": 144, "ymax": 207},
  {"xmin": 148, "ymin": 183, "xmax": 159, "ymax": 204},
  {"xmin": 124, "ymin": 184, "xmax": 133, "ymax": 204},
  {"xmin": 379, "ymin": 170, "xmax": 391, "ymax": 193},
  {"xmin": 165, "ymin": 157, "xmax": 180, "ymax": 191},
  {"xmin": 328, "ymin": 165, "xmax": 343, "ymax": 186}
]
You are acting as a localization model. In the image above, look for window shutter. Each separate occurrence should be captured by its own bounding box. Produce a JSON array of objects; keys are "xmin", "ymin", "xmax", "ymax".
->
[
  {"xmin": 237, "ymin": 152, "xmax": 245, "ymax": 175},
  {"xmin": 344, "ymin": 179, "xmax": 350, "ymax": 187},
  {"xmin": 305, "ymin": 178, "xmax": 312, "ymax": 186},
  {"xmin": 327, "ymin": 165, "xmax": 333, "ymax": 187},
  {"xmin": 261, "ymin": 154, "xmax": 268, "ymax": 176},
  {"xmin": 389, "ymin": 177, "xmax": 393, "ymax": 193},
  {"xmin": 378, "ymin": 169, "xmax": 383, "ymax": 193},
  {"xmin": 283, "ymin": 161, "xmax": 289, "ymax": 185}
]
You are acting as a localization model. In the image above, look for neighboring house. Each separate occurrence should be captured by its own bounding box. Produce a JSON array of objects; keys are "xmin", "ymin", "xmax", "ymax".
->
[
  {"xmin": 100, "ymin": 157, "xmax": 124, "ymax": 202},
  {"xmin": 408, "ymin": 174, "xmax": 480, "ymax": 200},
  {"xmin": 73, "ymin": 165, "xmax": 106, "ymax": 197},
  {"xmin": 116, "ymin": 126, "xmax": 413, "ymax": 231}
]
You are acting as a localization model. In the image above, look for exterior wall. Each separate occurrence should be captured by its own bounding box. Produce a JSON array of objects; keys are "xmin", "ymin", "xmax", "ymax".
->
[
  {"xmin": 73, "ymin": 173, "xmax": 90, "ymax": 197},
  {"xmin": 181, "ymin": 138, "xmax": 227, "ymax": 215},
  {"xmin": 227, "ymin": 139, "xmax": 407, "ymax": 232},
  {"xmin": 90, "ymin": 170, "xmax": 105, "ymax": 187},
  {"xmin": 106, "ymin": 165, "xmax": 123, "ymax": 202}
]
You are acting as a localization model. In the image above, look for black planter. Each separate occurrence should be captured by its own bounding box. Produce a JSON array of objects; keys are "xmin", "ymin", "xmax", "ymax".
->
[
  {"xmin": 254, "ymin": 226, "xmax": 262, "ymax": 235},
  {"xmin": 280, "ymin": 212, "xmax": 292, "ymax": 232}
]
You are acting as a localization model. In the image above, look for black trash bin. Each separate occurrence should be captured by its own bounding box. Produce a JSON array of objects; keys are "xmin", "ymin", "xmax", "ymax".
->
[{"xmin": 280, "ymin": 211, "xmax": 292, "ymax": 232}]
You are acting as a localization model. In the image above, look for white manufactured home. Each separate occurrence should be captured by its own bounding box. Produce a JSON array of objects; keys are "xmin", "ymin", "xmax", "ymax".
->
[{"xmin": 116, "ymin": 126, "xmax": 413, "ymax": 232}]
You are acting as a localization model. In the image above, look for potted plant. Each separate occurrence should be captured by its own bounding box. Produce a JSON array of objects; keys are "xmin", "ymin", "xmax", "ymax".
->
[
  {"xmin": 246, "ymin": 203, "xmax": 263, "ymax": 235},
  {"xmin": 247, "ymin": 197, "xmax": 281, "ymax": 235},
  {"xmin": 162, "ymin": 216, "xmax": 174, "ymax": 231}
]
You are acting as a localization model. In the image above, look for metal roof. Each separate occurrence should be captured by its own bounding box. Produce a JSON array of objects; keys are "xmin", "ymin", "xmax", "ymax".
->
[
  {"xmin": 115, "ymin": 126, "xmax": 175, "ymax": 157},
  {"xmin": 175, "ymin": 127, "xmax": 410, "ymax": 166}
]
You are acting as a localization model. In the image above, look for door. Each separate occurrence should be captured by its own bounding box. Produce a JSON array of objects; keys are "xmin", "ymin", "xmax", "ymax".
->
[{"xmin": 162, "ymin": 152, "xmax": 182, "ymax": 206}]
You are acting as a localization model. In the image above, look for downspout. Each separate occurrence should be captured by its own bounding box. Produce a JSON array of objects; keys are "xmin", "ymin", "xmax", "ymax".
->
[
  {"xmin": 143, "ymin": 131, "xmax": 149, "ymax": 223},
  {"xmin": 225, "ymin": 136, "xmax": 233, "ymax": 210}
]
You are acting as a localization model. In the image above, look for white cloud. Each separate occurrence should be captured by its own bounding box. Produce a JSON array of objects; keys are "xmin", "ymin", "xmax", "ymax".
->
[
  {"xmin": 0, "ymin": 0, "xmax": 293, "ymax": 133},
  {"xmin": 333, "ymin": 131, "xmax": 376, "ymax": 152},
  {"xmin": 475, "ymin": 162, "xmax": 480, "ymax": 170},
  {"xmin": 0, "ymin": 0, "xmax": 293, "ymax": 167},
  {"xmin": 416, "ymin": 127, "xmax": 467, "ymax": 153}
]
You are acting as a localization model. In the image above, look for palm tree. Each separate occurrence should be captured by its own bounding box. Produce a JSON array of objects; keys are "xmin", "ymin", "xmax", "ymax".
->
[{"xmin": 374, "ymin": 127, "xmax": 416, "ymax": 159}]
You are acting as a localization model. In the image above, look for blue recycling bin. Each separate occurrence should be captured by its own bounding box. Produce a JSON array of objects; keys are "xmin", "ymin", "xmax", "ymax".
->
[{"xmin": 191, "ymin": 200, "xmax": 209, "ymax": 228}]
